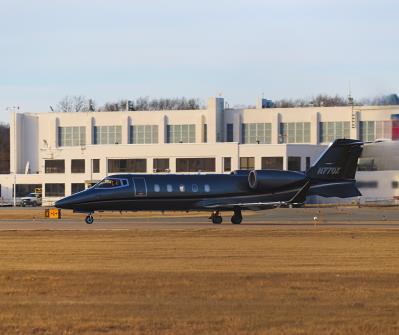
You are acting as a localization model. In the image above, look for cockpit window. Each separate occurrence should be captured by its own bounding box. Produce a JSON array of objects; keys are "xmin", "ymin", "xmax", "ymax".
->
[{"xmin": 96, "ymin": 178, "xmax": 127, "ymax": 189}]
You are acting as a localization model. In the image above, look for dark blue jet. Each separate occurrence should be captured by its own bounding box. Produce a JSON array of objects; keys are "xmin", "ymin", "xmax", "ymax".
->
[{"xmin": 55, "ymin": 139, "xmax": 363, "ymax": 224}]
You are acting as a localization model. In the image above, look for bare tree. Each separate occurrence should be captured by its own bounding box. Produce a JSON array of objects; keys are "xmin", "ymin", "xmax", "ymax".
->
[
  {"xmin": 57, "ymin": 96, "xmax": 96, "ymax": 112},
  {"xmin": 99, "ymin": 97, "xmax": 202, "ymax": 111}
]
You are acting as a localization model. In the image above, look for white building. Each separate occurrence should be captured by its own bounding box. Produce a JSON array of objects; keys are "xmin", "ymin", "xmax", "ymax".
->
[{"xmin": 2, "ymin": 97, "xmax": 399, "ymax": 205}]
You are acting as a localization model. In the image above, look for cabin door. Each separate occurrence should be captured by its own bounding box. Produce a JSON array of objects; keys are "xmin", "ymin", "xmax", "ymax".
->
[{"xmin": 133, "ymin": 177, "xmax": 147, "ymax": 197}]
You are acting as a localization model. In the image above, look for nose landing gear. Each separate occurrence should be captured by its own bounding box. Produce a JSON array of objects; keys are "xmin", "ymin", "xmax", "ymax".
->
[
  {"xmin": 209, "ymin": 211, "xmax": 223, "ymax": 224},
  {"xmin": 85, "ymin": 214, "xmax": 94, "ymax": 224}
]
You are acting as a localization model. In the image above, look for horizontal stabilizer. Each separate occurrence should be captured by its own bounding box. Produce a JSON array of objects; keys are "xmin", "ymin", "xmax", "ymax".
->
[{"xmin": 309, "ymin": 181, "xmax": 361, "ymax": 198}]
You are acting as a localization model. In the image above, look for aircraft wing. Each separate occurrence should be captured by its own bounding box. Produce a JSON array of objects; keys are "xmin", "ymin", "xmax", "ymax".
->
[
  {"xmin": 201, "ymin": 181, "xmax": 311, "ymax": 211},
  {"xmin": 203, "ymin": 201, "xmax": 283, "ymax": 211}
]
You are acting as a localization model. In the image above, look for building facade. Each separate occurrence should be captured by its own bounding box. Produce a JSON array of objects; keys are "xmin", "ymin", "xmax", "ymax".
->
[{"xmin": 2, "ymin": 97, "xmax": 399, "ymax": 205}]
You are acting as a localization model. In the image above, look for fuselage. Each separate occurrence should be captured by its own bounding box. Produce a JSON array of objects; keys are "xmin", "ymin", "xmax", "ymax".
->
[{"xmin": 55, "ymin": 170, "xmax": 307, "ymax": 213}]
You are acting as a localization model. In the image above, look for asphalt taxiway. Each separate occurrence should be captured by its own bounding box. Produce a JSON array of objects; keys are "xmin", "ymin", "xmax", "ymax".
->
[{"xmin": 0, "ymin": 206, "xmax": 399, "ymax": 230}]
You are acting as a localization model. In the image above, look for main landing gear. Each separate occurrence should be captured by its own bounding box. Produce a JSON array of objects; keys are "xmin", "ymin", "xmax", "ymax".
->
[
  {"xmin": 85, "ymin": 214, "xmax": 94, "ymax": 224},
  {"xmin": 231, "ymin": 209, "xmax": 242, "ymax": 225},
  {"xmin": 209, "ymin": 209, "xmax": 243, "ymax": 225}
]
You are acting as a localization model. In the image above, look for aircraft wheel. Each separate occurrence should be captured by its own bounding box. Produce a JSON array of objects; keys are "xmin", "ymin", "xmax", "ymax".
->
[
  {"xmin": 85, "ymin": 215, "xmax": 94, "ymax": 224},
  {"xmin": 212, "ymin": 216, "xmax": 223, "ymax": 224},
  {"xmin": 231, "ymin": 214, "xmax": 242, "ymax": 224}
]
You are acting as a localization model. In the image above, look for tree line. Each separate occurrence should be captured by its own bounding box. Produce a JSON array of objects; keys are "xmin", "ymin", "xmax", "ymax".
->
[
  {"xmin": 56, "ymin": 96, "xmax": 202, "ymax": 112},
  {"xmin": 55, "ymin": 94, "xmax": 399, "ymax": 112},
  {"xmin": 272, "ymin": 94, "xmax": 399, "ymax": 108}
]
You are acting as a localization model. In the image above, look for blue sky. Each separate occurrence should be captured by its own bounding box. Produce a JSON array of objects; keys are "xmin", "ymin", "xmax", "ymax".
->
[{"xmin": 0, "ymin": 0, "xmax": 398, "ymax": 121}]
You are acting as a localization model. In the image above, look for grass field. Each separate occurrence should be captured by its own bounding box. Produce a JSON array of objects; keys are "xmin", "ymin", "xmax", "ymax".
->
[{"xmin": 1, "ymin": 228, "xmax": 399, "ymax": 334}]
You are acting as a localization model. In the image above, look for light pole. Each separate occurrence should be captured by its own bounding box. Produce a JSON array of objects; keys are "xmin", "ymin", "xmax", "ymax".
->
[{"xmin": 6, "ymin": 106, "xmax": 19, "ymax": 206}]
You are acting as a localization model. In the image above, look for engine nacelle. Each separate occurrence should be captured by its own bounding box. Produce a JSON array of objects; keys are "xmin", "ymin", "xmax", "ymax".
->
[{"xmin": 248, "ymin": 170, "xmax": 306, "ymax": 191}]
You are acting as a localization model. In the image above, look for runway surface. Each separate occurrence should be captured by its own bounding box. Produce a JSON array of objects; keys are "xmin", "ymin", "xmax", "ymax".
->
[{"xmin": 1, "ymin": 206, "xmax": 399, "ymax": 230}]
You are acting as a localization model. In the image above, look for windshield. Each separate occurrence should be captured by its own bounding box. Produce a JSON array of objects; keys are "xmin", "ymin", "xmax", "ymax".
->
[{"xmin": 95, "ymin": 178, "xmax": 124, "ymax": 189}]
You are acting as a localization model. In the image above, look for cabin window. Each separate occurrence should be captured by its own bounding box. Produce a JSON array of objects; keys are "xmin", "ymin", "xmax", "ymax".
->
[
  {"xmin": 179, "ymin": 184, "xmax": 185, "ymax": 192},
  {"xmin": 204, "ymin": 184, "xmax": 210, "ymax": 192},
  {"xmin": 96, "ymin": 178, "xmax": 128, "ymax": 189},
  {"xmin": 167, "ymin": 184, "xmax": 173, "ymax": 192},
  {"xmin": 192, "ymin": 184, "xmax": 199, "ymax": 192},
  {"xmin": 154, "ymin": 184, "xmax": 161, "ymax": 192}
]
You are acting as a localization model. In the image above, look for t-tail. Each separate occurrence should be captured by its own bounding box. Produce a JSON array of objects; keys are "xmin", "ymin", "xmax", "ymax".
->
[{"xmin": 306, "ymin": 139, "xmax": 364, "ymax": 198}]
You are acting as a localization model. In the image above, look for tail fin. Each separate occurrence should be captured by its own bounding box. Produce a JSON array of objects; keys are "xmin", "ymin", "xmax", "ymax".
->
[{"xmin": 307, "ymin": 139, "xmax": 363, "ymax": 180}]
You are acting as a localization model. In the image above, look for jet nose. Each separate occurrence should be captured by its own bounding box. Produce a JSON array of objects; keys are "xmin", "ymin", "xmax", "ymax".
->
[{"xmin": 55, "ymin": 196, "xmax": 73, "ymax": 209}]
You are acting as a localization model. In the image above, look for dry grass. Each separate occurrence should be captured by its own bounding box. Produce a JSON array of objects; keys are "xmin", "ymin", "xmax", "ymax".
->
[{"xmin": 0, "ymin": 228, "xmax": 399, "ymax": 334}]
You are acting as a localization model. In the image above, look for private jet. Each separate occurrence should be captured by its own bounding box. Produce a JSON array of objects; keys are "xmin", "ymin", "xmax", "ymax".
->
[{"xmin": 55, "ymin": 139, "xmax": 363, "ymax": 224}]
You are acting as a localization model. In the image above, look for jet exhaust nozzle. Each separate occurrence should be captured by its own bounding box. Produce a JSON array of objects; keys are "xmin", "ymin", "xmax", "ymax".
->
[{"xmin": 248, "ymin": 170, "xmax": 306, "ymax": 191}]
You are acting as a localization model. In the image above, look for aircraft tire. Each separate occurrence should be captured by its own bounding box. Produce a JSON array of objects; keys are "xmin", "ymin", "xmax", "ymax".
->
[
  {"xmin": 212, "ymin": 216, "xmax": 222, "ymax": 224},
  {"xmin": 85, "ymin": 215, "xmax": 94, "ymax": 224},
  {"xmin": 231, "ymin": 215, "xmax": 242, "ymax": 224}
]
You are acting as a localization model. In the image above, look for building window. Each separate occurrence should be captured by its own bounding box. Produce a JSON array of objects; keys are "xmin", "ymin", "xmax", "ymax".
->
[
  {"xmin": 45, "ymin": 160, "xmax": 65, "ymax": 173},
  {"xmin": 71, "ymin": 183, "xmax": 85, "ymax": 194},
  {"xmin": 279, "ymin": 122, "xmax": 311, "ymax": 143},
  {"xmin": 92, "ymin": 159, "xmax": 100, "ymax": 173},
  {"xmin": 224, "ymin": 157, "xmax": 232, "ymax": 172},
  {"xmin": 203, "ymin": 124, "xmax": 207, "ymax": 143},
  {"xmin": 71, "ymin": 159, "xmax": 85, "ymax": 173},
  {"xmin": 261, "ymin": 157, "xmax": 283, "ymax": 170},
  {"xmin": 288, "ymin": 157, "xmax": 301, "ymax": 171},
  {"xmin": 226, "ymin": 124, "xmax": 234, "ymax": 142},
  {"xmin": 93, "ymin": 126, "xmax": 122, "ymax": 144},
  {"xmin": 360, "ymin": 121, "xmax": 393, "ymax": 142},
  {"xmin": 176, "ymin": 158, "xmax": 215, "ymax": 172},
  {"xmin": 108, "ymin": 159, "xmax": 147, "ymax": 173},
  {"xmin": 15, "ymin": 184, "xmax": 42, "ymax": 197},
  {"xmin": 359, "ymin": 121, "xmax": 375, "ymax": 142},
  {"xmin": 392, "ymin": 181, "xmax": 399, "ymax": 189},
  {"xmin": 356, "ymin": 181, "xmax": 378, "ymax": 188},
  {"xmin": 242, "ymin": 123, "xmax": 272, "ymax": 144},
  {"xmin": 58, "ymin": 127, "xmax": 86, "ymax": 147},
  {"xmin": 319, "ymin": 122, "xmax": 350, "ymax": 143},
  {"xmin": 376, "ymin": 121, "xmax": 393, "ymax": 140},
  {"xmin": 153, "ymin": 158, "xmax": 169, "ymax": 172},
  {"xmin": 130, "ymin": 125, "xmax": 158, "ymax": 144},
  {"xmin": 240, "ymin": 157, "xmax": 255, "ymax": 170},
  {"xmin": 166, "ymin": 124, "xmax": 195, "ymax": 143},
  {"xmin": 45, "ymin": 183, "xmax": 65, "ymax": 197},
  {"xmin": 306, "ymin": 157, "xmax": 311, "ymax": 171}
]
